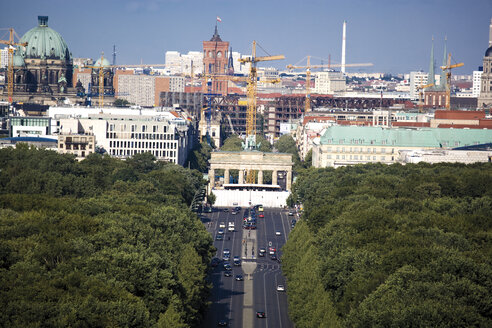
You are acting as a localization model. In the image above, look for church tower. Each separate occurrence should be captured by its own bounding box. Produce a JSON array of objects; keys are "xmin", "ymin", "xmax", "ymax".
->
[
  {"xmin": 202, "ymin": 24, "xmax": 229, "ymax": 95},
  {"xmin": 478, "ymin": 18, "xmax": 492, "ymax": 109}
]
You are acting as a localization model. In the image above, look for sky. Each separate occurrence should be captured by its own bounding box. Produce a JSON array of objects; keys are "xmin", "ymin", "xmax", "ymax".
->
[{"xmin": 1, "ymin": 0, "xmax": 491, "ymax": 75}]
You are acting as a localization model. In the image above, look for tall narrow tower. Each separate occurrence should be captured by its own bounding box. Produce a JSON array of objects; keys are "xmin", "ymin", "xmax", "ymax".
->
[
  {"xmin": 341, "ymin": 21, "xmax": 347, "ymax": 74},
  {"xmin": 489, "ymin": 18, "xmax": 492, "ymax": 47},
  {"xmin": 202, "ymin": 24, "xmax": 229, "ymax": 95}
]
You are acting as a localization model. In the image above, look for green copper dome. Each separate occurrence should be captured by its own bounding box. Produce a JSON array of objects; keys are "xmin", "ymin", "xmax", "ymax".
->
[
  {"xmin": 17, "ymin": 16, "xmax": 71, "ymax": 61},
  {"xmin": 94, "ymin": 56, "xmax": 111, "ymax": 67}
]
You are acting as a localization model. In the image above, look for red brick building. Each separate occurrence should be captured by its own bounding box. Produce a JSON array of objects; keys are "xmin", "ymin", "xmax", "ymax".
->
[{"xmin": 202, "ymin": 25, "xmax": 229, "ymax": 95}]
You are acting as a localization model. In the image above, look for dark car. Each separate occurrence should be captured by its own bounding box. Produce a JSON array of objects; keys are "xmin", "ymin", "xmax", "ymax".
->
[
  {"xmin": 235, "ymin": 274, "xmax": 244, "ymax": 281},
  {"xmin": 224, "ymin": 271, "xmax": 232, "ymax": 277},
  {"xmin": 223, "ymin": 208, "xmax": 229, "ymax": 212},
  {"xmin": 216, "ymin": 235, "xmax": 223, "ymax": 241},
  {"xmin": 256, "ymin": 311, "xmax": 266, "ymax": 318},
  {"xmin": 270, "ymin": 254, "xmax": 277, "ymax": 261},
  {"xmin": 259, "ymin": 248, "xmax": 266, "ymax": 257},
  {"xmin": 291, "ymin": 219, "xmax": 297, "ymax": 228},
  {"xmin": 211, "ymin": 257, "xmax": 221, "ymax": 267},
  {"xmin": 217, "ymin": 319, "xmax": 228, "ymax": 326}
]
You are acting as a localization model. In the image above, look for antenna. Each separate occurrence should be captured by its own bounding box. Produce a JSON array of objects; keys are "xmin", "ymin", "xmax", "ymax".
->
[{"xmin": 112, "ymin": 45, "xmax": 116, "ymax": 66}]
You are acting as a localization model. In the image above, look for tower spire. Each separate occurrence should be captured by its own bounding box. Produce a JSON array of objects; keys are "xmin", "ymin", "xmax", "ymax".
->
[
  {"xmin": 439, "ymin": 36, "xmax": 447, "ymax": 91},
  {"xmin": 489, "ymin": 18, "xmax": 492, "ymax": 47},
  {"xmin": 428, "ymin": 37, "xmax": 435, "ymax": 86}
]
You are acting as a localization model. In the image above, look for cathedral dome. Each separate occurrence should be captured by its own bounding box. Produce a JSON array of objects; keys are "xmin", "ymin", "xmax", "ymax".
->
[
  {"xmin": 94, "ymin": 56, "xmax": 111, "ymax": 67},
  {"xmin": 486, "ymin": 46, "xmax": 492, "ymax": 57},
  {"xmin": 17, "ymin": 16, "xmax": 71, "ymax": 61}
]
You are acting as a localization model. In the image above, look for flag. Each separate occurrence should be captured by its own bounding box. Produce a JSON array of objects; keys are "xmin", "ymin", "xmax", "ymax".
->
[{"xmin": 217, "ymin": 16, "xmax": 222, "ymax": 22}]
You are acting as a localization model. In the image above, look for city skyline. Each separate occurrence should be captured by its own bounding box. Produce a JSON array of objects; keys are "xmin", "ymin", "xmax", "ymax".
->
[{"xmin": 1, "ymin": 0, "xmax": 491, "ymax": 75}]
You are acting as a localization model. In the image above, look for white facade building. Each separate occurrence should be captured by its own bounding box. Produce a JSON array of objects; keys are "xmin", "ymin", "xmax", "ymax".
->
[
  {"xmin": 409, "ymin": 71, "xmax": 428, "ymax": 99},
  {"xmin": 165, "ymin": 51, "xmax": 182, "ymax": 75},
  {"xmin": 165, "ymin": 51, "xmax": 204, "ymax": 76},
  {"xmin": 0, "ymin": 47, "xmax": 8, "ymax": 69},
  {"xmin": 314, "ymin": 71, "xmax": 346, "ymax": 94},
  {"xmin": 473, "ymin": 70, "xmax": 483, "ymax": 98},
  {"xmin": 51, "ymin": 107, "xmax": 194, "ymax": 166}
]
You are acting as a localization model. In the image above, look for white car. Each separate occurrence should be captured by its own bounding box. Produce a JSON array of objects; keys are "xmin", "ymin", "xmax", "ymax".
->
[
  {"xmin": 219, "ymin": 222, "xmax": 226, "ymax": 228},
  {"xmin": 275, "ymin": 231, "xmax": 282, "ymax": 236},
  {"xmin": 277, "ymin": 285, "xmax": 285, "ymax": 292}
]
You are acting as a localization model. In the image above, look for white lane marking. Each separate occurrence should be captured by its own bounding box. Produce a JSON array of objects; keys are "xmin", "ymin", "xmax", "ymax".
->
[{"xmin": 275, "ymin": 272, "xmax": 283, "ymax": 328}]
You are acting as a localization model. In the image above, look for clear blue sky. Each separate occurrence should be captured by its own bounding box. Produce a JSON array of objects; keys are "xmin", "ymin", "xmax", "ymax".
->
[{"xmin": 1, "ymin": 0, "xmax": 491, "ymax": 75}]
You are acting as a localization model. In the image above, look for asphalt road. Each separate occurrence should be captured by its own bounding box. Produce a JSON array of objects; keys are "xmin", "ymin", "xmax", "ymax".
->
[{"xmin": 200, "ymin": 207, "xmax": 295, "ymax": 328}]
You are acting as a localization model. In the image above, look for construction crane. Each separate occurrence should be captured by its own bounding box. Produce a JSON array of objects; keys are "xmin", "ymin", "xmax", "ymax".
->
[
  {"xmin": 239, "ymin": 41, "xmax": 284, "ymax": 151},
  {"xmin": 440, "ymin": 53, "xmax": 464, "ymax": 110},
  {"xmin": 0, "ymin": 28, "xmax": 27, "ymax": 103},
  {"xmin": 80, "ymin": 53, "xmax": 167, "ymax": 107},
  {"xmin": 416, "ymin": 82, "xmax": 434, "ymax": 113},
  {"xmin": 287, "ymin": 56, "xmax": 373, "ymax": 112},
  {"xmin": 238, "ymin": 40, "xmax": 284, "ymax": 184}
]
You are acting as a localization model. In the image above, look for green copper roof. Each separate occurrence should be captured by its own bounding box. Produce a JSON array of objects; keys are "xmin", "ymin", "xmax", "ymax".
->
[
  {"xmin": 17, "ymin": 16, "xmax": 71, "ymax": 61},
  {"xmin": 94, "ymin": 56, "xmax": 111, "ymax": 67},
  {"xmin": 13, "ymin": 54, "xmax": 25, "ymax": 67},
  {"xmin": 320, "ymin": 125, "xmax": 492, "ymax": 148}
]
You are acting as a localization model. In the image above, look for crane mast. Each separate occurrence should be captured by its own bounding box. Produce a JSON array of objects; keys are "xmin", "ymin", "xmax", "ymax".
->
[
  {"xmin": 440, "ymin": 53, "xmax": 464, "ymax": 110},
  {"xmin": 0, "ymin": 28, "xmax": 27, "ymax": 104}
]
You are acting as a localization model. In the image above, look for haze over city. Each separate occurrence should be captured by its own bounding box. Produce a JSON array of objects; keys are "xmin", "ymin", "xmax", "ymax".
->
[{"xmin": 1, "ymin": 0, "xmax": 491, "ymax": 74}]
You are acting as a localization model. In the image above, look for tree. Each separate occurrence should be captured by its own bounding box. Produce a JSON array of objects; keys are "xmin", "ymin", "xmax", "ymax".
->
[
  {"xmin": 207, "ymin": 192, "xmax": 216, "ymax": 206},
  {"xmin": 113, "ymin": 98, "xmax": 131, "ymax": 107},
  {"xmin": 220, "ymin": 135, "xmax": 243, "ymax": 151}
]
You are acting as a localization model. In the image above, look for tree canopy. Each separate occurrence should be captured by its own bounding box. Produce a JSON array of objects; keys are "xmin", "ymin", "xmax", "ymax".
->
[
  {"xmin": 0, "ymin": 146, "xmax": 214, "ymax": 327},
  {"xmin": 283, "ymin": 162, "xmax": 492, "ymax": 327}
]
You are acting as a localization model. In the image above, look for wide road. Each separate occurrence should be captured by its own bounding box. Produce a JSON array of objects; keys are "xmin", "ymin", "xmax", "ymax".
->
[{"xmin": 200, "ymin": 207, "xmax": 295, "ymax": 328}]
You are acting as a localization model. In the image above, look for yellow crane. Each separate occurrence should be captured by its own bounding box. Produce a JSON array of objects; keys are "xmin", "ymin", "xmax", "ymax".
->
[
  {"xmin": 416, "ymin": 82, "xmax": 434, "ymax": 113},
  {"xmin": 0, "ymin": 28, "xmax": 27, "ymax": 103},
  {"xmin": 440, "ymin": 53, "xmax": 464, "ymax": 110},
  {"xmin": 238, "ymin": 41, "xmax": 284, "ymax": 184},
  {"xmin": 80, "ymin": 53, "xmax": 167, "ymax": 107},
  {"xmin": 287, "ymin": 56, "xmax": 373, "ymax": 112}
]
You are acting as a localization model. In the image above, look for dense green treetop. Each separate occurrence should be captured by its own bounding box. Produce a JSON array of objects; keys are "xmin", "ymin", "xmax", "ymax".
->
[
  {"xmin": 0, "ymin": 146, "xmax": 214, "ymax": 327},
  {"xmin": 283, "ymin": 162, "xmax": 492, "ymax": 327}
]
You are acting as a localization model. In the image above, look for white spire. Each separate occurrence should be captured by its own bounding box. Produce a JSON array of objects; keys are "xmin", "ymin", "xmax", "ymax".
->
[
  {"xmin": 341, "ymin": 21, "xmax": 347, "ymax": 74},
  {"xmin": 489, "ymin": 18, "xmax": 492, "ymax": 47}
]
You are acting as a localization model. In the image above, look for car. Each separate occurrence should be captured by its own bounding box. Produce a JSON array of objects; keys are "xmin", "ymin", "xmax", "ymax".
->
[
  {"xmin": 223, "ymin": 248, "xmax": 230, "ymax": 255},
  {"xmin": 223, "ymin": 208, "xmax": 229, "ymax": 212},
  {"xmin": 231, "ymin": 210, "xmax": 237, "ymax": 215},
  {"xmin": 235, "ymin": 275, "xmax": 244, "ymax": 281},
  {"xmin": 217, "ymin": 319, "xmax": 228, "ymax": 326},
  {"xmin": 291, "ymin": 219, "xmax": 297, "ymax": 228},
  {"xmin": 218, "ymin": 229, "xmax": 224, "ymax": 235},
  {"xmin": 259, "ymin": 248, "xmax": 266, "ymax": 257},
  {"xmin": 205, "ymin": 207, "xmax": 212, "ymax": 213},
  {"xmin": 269, "ymin": 247, "xmax": 276, "ymax": 255},
  {"xmin": 233, "ymin": 256, "xmax": 241, "ymax": 266},
  {"xmin": 216, "ymin": 235, "xmax": 223, "ymax": 241},
  {"xmin": 288, "ymin": 211, "xmax": 294, "ymax": 216},
  {"xmin": 219, "ymin": 222, "xmax": 226, "ymax": 228},
  {"xmin": 275, "ymin": 231, "xmax": 282, "ymax": 236},
  {"xmin": 234, "ymin": 206, "xmax": 241, "ymax": 211},
  {"xmin": 223, "ymin": 262, "xmax": 232, "ymax": 270},
  {"xmin": 258, "ymin": 205, "xmax": 264, "ymax": 212},
  {"xmin": 224, "ymin": 271, "xmax": 232, "ymax": 277},
  {"xmin": 258, "ymin": 213, "xmax": 264, "ymax": 218},
  {"xmin": 223, "ymin": 255, "xmax": 230, "ymax": 261},
  {"xmin": 277, "ymin": 285, "xmax": 285, "ymax": 292},
  {"xmin": 256, "ymin": 311, "xmax": 266, "ymax": 318},
  {"xmin": 270, "ymin": 254, "xmax": 277, "ymax": 261}
]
